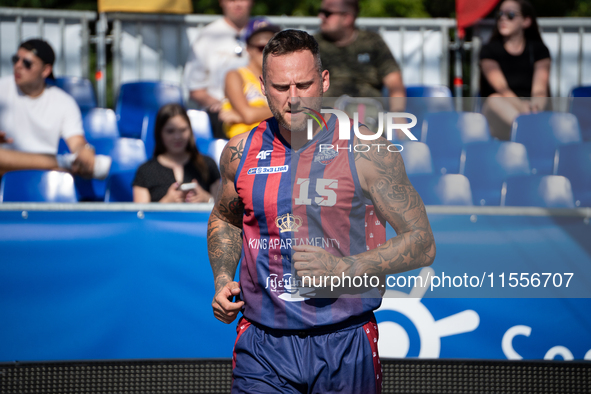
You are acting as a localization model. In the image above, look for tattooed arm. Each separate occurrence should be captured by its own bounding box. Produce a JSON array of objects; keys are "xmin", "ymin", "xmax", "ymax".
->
[
  {"xmin": 293, "ymin": 130, "xmax": 435, "ymax": 279},
  {"xmin": 207, "ymin": 134, "xmax": 247, "ymax": 324}
]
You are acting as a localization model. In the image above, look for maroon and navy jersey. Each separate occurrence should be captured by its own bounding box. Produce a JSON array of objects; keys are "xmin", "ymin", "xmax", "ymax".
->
[{"xmin": 235, "ymin": 115, "xmax": 384, "ymax": 330}]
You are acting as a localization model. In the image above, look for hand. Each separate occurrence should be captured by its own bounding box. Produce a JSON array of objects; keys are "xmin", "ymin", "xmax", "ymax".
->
[
  {"xmin": 219, "ymin": 108, "xmax": 243, "ymax": 125},
  {"xmin": 0, "ymin": 131, "xmax": 13, "ymax": 144},
  {"xmin": 160, "ymin": 182, "xmax": 188, "ymax": 203},
  {"xmin": 185, "ymin": 179, "xmax": 213, "ymax": 203},
  {"xmin": 208, "ymin": 101, "xmax": 223, "ymax": 113},
  {"xmin": 518, "ymin": 100, "xmax": 532, "ymax": 114},
  {"xmin": 292, "ymin": 244, "xmax": 350, "ymax": 280},
  {"xmin": 212, "ymin": 281, "xmax": 244, "ymax": 324},
  {"xmin": 71, "ymin": 145, "xmax": 95, "ymax": 178},
  {"xmin": 530, "ymin": 97, "xmax": 546, "ymax": 113}
]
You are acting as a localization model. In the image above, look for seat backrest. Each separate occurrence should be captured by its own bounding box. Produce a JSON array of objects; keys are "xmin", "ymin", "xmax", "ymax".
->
[
  {"xmin": 511, "ymin": 112, "xmax": 582, "ymax": 174},
  {"xmin": 140, "ymin": 112, "xmax": 159, "ymax": 160},
  {"xmin": 404, "ymin": 86, "xmax": 454, "ymax": 142},
  {"xmin": 568, "ymin": 88, "xmax": 591, "ymax": 141},
  {"xmin": 422, "ymin": 112, "xmax": 490, "ymax": 175},
  {"xmin": 187, "ymin": 109, "xmax": 213, "ymax": 140},
  {"xmin": 462, "ymin": 141, "xmax": 530, "ymax": 206},
  {"xmin": 502, "ymin": 175, "xmax": 575, "ymax": 208},
  {"xmin": 83, "ymin": 108, "xmax": 119, "ymax": 141},
  {"xmin": 49, "ymin": 76, "xmax": 97, "ymax": 113},
  {"xmin": 398, "ymin": 141, "xmax": 433, "ymax": 175},
  {"xmin": 206, "ymin": 139, "xmax": 228, "ymax": 168},
  {"xmin": 104, "ymin": 171, "xmax": 136, "ymax": 202},
  {"xmin": 115, "ymin": 81, "xmax": 183, "ymax": 138},
  {"xmin": 110, "ymin": 138, "xmax": 148, "ymax": 173},
  {"xmin": 406, "ymin": 85, "xmax": 452, "ymax": 98},
  {"xmin": 555, "ymin": 142, "xmax": 591, "ymax": 207},
  {"xmin": 409, "ymin": 174, "xmax": 473, "ymax": 206},
  {"xmin": 0, "ymin": 170, "xmax": 78, "ymax": 202}
]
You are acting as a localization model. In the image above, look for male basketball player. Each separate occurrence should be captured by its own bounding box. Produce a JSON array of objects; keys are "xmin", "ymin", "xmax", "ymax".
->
[{"xmin": 207, "ymin": 29, "xmax": 435, "ymax": 394}]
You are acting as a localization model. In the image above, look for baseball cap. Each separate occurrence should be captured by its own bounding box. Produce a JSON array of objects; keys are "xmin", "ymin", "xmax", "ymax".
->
[
  {"xmin": 19, "ymin": 38, "xmax": 55, "ymax": 79},
  {"xmin": 243, "ymin": 17, "xmax": 281, "ymax": 45}
]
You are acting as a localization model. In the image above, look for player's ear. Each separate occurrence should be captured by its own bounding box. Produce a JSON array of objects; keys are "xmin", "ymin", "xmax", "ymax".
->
[
  {"xmin": 321, "ymin": 70, "xmax": 330, "ymax": 94},
  {"xmin": 41, "ymin": 64, "xmax": 53, "ymax": 79},
  {"xmin": 259, "ymin": 75, "xmax": 266, "ymax": 96}
]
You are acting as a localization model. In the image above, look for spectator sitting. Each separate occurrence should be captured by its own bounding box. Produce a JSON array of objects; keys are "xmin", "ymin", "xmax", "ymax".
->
[
  {"xmin": 480, "ymin": 0, "xmax": 551, "ymax": 140},
  {"xmin": 133, "ymin": 104, "xmax": 220, "ymax": 203},
  {"xmin": 314, "ymin": 0, "xmax": 405, "ymax": 105},
  {"xmin": 0, "ymin": 38, "xmax": 110, "ymax": 179},
  {"xmin": 183, "ymin": 0, "xmax": 252, "ymax": 139},
  {"xmin": 219, "ymin": 17, "xmax": 279, "ymax": 138}
]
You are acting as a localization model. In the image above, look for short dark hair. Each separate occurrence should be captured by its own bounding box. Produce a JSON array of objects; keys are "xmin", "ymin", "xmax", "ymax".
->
[
  {"xmin": 262, "ymin": 29, "xmax": 323, "ymax": 82},
  {"xmin": 342, "ymin": 0, "xmax": 360, "ymax": 16}
]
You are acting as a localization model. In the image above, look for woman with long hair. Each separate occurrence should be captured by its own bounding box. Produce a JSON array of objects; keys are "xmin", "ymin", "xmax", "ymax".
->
[
  {"xmin": 133, "ymin": 103, "xmax": 220, "ymax": 203},
  {"xmin": 218, "ymin": 17, "xmax": 279, "ymax": 138},
  {"xmin": 480, "ymin": 0, "xmax": 551, "ymax": 140}
]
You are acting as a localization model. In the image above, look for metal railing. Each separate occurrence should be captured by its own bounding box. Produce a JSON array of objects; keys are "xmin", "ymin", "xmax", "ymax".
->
[
  {"xmin": 104, "ymin": 14, "xmax": 455, "ymax": 107},
  {"xmin": 0, "ymin": 7, "xmax": 96, "ymax": 79}
]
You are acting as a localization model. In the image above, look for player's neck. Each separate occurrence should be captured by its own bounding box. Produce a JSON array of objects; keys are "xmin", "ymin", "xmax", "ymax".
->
[
  {"xmin": 17, "ymin": 80, "xmax": 45, "ymax": 98},
  {"xmin": 224, "ymin": 16, "xmax": 248, "ymax": 32}
]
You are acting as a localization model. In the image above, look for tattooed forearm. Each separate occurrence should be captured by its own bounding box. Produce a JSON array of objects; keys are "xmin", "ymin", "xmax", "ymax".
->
[
  {"xmin": 348, "ymin": 133, "xmax": 436, "ymax": 276},
  {"xmin": 208, "ymin": 207, "xmax": 243, "ymax": 293}
]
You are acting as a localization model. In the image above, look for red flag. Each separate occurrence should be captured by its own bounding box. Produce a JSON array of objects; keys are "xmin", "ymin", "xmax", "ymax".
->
[{"xmin": 456, "ymin": 0, "xmax": 500, "ymax": 38}]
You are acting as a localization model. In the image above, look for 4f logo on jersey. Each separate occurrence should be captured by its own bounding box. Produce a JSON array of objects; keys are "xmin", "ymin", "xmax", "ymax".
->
[{"xmin": 256, "ymin": 150, "xmax": 273, "ymax": 160}]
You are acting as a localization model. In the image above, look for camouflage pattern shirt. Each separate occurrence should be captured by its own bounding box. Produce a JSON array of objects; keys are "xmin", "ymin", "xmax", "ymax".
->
[{"xmin": 315, "ymin": 29, "xmax": 400, "ymax": 98}]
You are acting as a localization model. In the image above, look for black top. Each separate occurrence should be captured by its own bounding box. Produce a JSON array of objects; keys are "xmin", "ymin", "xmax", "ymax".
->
[
  {"xmin": 133, "ymin": 156, "xmax": 220, "ymax": 202},
  {"xmin": 479, "ymin": 39, "xmax": 550, "ymax": 98}
]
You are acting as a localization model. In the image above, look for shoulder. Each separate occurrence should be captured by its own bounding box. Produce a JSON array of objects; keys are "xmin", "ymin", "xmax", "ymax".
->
[
  {"xmin": 136, "ymin": 158, "xmax": 160, "ymax": 173},
  {"xmin": 480, "ymin": 40, "xmax": 503, "ymax": 59},
  {"xmin": 530, "ymin": 39, "xmax": 550, "ymax": 60},
  {"xmin": 219, "ymin": 131, "xmax": 251, "ymax": 178},
  {"xmin": 44, "ymin": 85, "xmax": 79, "ymax": 108},
  {"xmin": 358, "ymin": 29, "xmax": 383, "ymax": 42}
]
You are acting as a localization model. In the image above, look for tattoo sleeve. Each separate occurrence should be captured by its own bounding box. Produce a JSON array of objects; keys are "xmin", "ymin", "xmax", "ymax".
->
[
  {"xmin": 344, "ymin": 134, "xmax": 436, "ymax": 276},
  {"xmin": 207, "ymin": 137, "xmax": 246, "ymax": 294}
]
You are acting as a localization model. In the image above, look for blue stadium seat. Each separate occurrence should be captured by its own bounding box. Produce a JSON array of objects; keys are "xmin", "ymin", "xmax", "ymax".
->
[
  {"xmin": 404, "ymin": 85, "xmax": 454, "ymax": 142},
  {"xmin": 398, "ymin": 141, "xmax": 433, "ymax": 175},
  {"xmin": 555, "ymin": 142, "xmax": 591, "ymax": 207},
  {"xmin": 511, "ymin": 112, "xmax": 582, "ymax": 175},
  {"xmin": 104, "ymin": 138, "xmax": 147, "ymax": 202},
  {"xmin": 462, "ymin": 141, "xmax": 530, "ymax": 206},
  {"xmin": 140, "ymin": 112, "xmax": 158, "ymax": 159},
  {"xmin": 569, "ymin": 86, "xmax": 591, "ymax": 141},
  {"xmin": 47, "ymin": 77, "xmax": 97, "ymax": 114},
  {"xmin": 422, "ymin": 112, "xmax": 491, "ymax": 175},
  {"xmin": 83, "ymin": 108, "xmax": 119, "ymax": 142},
  {"xmin": 205, "ymin": 139, "xmax": 228, "ymax": 168},
  {"xmin": 409, "ymin": 174, "xmax": 473, "ymax": 206},
  {"xmin": 105, "ymin": 171, "xmax": 136, "ymax": 202},
  {"xmin": 187, "ymin": 109, "xmax": 213, "ymax": 140},
  {"xmin": 0, "ymin": 170, "xmax": 78, "ymax": 202},
  {"xmin": 502, "ymin": 175, "xmax": 575, "ymax": 208},
  {"xmin": 115, "ymin": 81, "xmax": 183, "ymax": 139}
]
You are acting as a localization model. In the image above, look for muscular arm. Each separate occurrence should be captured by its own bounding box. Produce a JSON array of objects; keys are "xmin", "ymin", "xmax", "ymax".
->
[
  {"xmin": 383, "ymin": 71, "xmax": 406, "ymax": 112},
  {"xmin": 0, "ymin": 148, "xmax": 60, "ymax": 176},
  {"xmin": 207, "ymin": 134, "xmax": 247, "ymax": 323},
  {"xmin": 293, "ymin": 132, "xmax": 435, "ymax": 279}
]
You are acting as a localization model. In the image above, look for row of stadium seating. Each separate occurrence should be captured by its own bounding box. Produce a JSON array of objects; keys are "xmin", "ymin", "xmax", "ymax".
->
[
  {"xmin": 0, "ymin": 167, "xmax": 580, "ymax": 208},
  {"xmin": 48, "ymin": 78, "xmax": 591, "ymax": 142}
]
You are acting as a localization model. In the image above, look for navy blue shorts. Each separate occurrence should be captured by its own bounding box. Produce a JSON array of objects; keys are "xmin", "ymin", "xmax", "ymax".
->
[{"xmin": 231, "ymin": 314, "xmax": 382, "ymax": 394}]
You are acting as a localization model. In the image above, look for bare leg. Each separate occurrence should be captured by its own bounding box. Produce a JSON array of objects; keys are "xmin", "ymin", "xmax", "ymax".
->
[
  {"xmin": 482, "ymin": 94, "xmax": 527, "ymax": 140},
  {"xmin": 0, "ymin": 148, "xmax": 61, "ymax": 176}
]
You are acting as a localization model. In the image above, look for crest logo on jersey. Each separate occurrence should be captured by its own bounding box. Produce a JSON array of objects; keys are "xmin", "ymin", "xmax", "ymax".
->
[
  {"xmin": 313, "ymin": 147, "xmax": 339, "ymax": 165},
  {"xmin": 256, "ymin": 150, "xmax": 273, "ymax": 160},
  {"xmin": 275, "ymin": 213, "xmax": 302, "ymax": 233}
]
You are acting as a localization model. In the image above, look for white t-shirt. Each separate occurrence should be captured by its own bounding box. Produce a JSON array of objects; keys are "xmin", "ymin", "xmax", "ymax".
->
[
  {"xmin": 0, "ymin": 75, "xmax": 83, "ymax": 155},
  {"xmin": 183, "ymin": 18, "xmax": 249, "ymax": 102}
]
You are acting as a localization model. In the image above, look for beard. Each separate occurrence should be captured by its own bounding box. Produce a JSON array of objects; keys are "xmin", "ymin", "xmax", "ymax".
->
[{"xmin": 268, "ymin": 94, "xmax": 324, "ymax": 134}]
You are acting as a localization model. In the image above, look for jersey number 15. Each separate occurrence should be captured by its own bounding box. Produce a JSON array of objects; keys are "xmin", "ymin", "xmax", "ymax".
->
[{"xmin": 295, "ymin": 178, "xmax": 338, "ymax": 207}]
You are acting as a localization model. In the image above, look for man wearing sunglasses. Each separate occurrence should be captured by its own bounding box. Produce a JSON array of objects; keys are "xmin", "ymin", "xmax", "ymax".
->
[
  {"xmin": 314, "ymin": 0, "xmax": 405, "ymax": 105},
  {"xmin": 0, "ymin": 39, "xmax": 101, "ymax": 179}
]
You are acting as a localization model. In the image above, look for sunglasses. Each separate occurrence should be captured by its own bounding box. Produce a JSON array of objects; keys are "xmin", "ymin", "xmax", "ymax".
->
[
  {"xmin": 249, "ymin": 45, "xmax": 266, "ymax": 53},
  {"xmin": 497, "ymin": 10, "xmax": 521, "ymax": 20},
  {"xmin": 318, "ymin": 9, "xmax": 347, "ymax": 18},
  {"xmin": 11, "ymin": 55, "xmax": 33, "ymax": 69}
]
